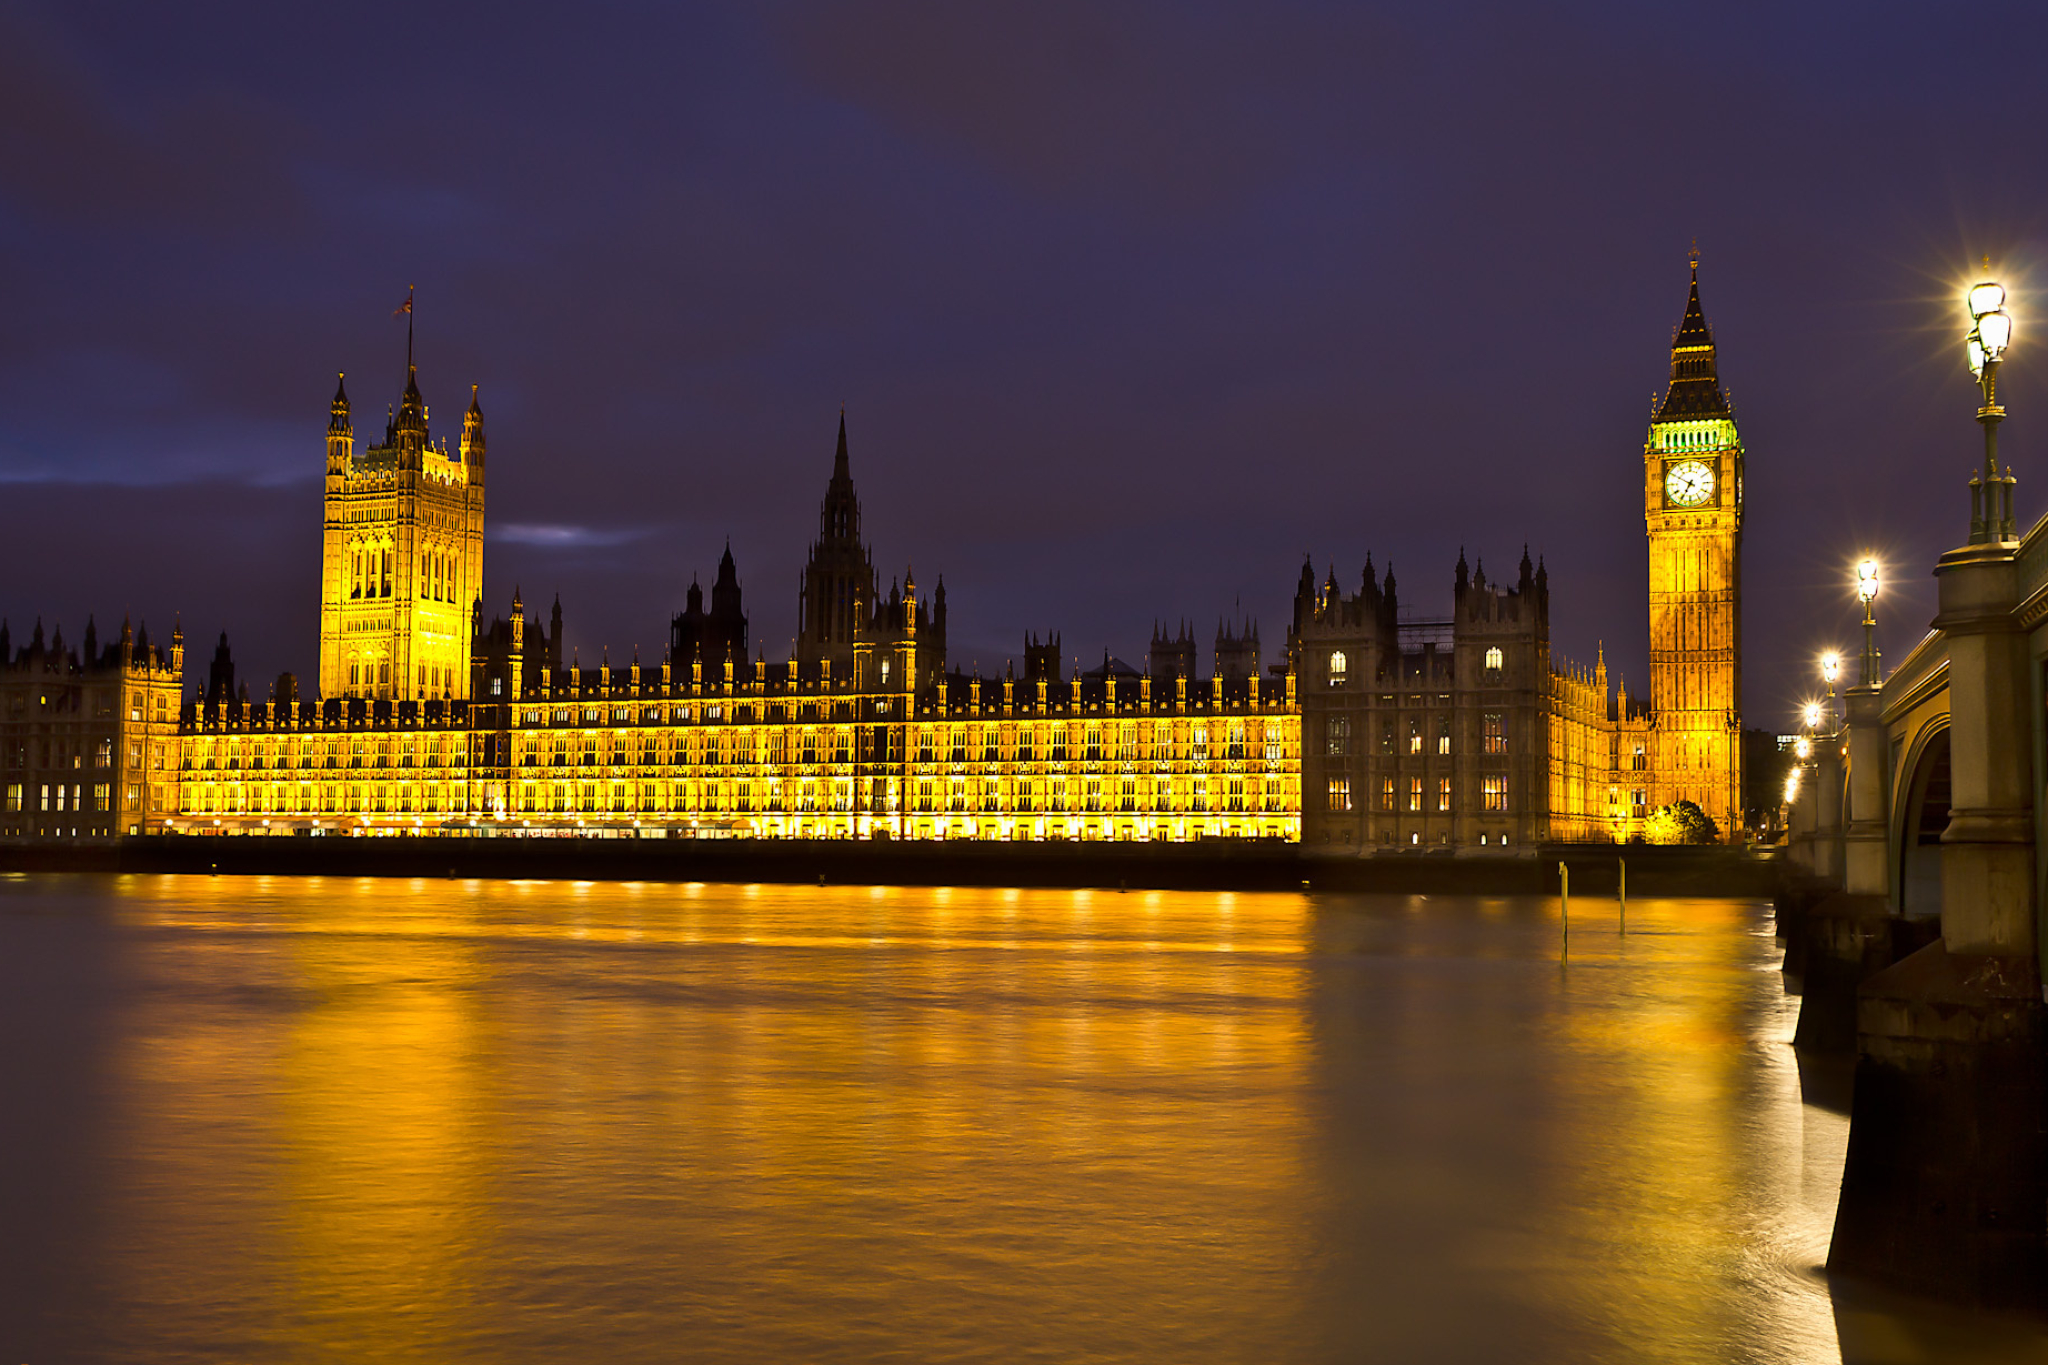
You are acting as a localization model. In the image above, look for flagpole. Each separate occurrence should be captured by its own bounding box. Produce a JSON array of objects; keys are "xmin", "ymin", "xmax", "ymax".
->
[{"xmin": 407, "ymin": 284, "xmax": 414, "ymax": 369}]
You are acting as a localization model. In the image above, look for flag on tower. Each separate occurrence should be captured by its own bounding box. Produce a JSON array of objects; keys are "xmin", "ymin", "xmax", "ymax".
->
[{"xmin": 393, "ymin": 289, "xmax": 413, "ymax": 317}]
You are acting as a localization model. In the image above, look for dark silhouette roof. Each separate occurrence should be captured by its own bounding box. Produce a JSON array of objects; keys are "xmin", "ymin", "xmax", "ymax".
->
[{"xmin": 1656, "ymin": 262, "xmax": 1730, "ymax": 420}]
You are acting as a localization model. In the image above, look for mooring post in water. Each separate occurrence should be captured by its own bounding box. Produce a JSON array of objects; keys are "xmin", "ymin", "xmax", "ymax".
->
[
  {"xmin": 1617, "ymin": 857, "xmax": 1626, "ymax": 935},
  {"xmin": 1558, "ymin": 862, "xmax": 1569, "ymax": 961}
]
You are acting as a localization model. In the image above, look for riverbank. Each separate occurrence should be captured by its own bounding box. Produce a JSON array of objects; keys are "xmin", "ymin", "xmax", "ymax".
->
[{"xmin": 0, "ymin": 835, "xmax": 1780, "ymax": 895}]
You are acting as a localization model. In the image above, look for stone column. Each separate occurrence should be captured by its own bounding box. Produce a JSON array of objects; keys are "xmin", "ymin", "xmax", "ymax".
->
[
  {"xmin": 1794, "ymin": 718, "xmax": 1889, "ymax": 1054},
  {"xmin": 1842, "ymin": 685, "xmax": 1888, "ymax": 897},
  {"xmin": 1786, "ymin": 760, "xmax": 1817, "ymax": 876},
  {"xmin": 1814, "ymin": 734, "xmax": 1845, "ymax": 885},
  {"xmin": 1934, "ymin": 543, "xmax": 2036, "ymax": 956}
]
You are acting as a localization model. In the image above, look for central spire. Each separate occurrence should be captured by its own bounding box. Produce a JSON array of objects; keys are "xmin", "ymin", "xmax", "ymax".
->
[{"xmin": 1656, "ymin": 257, "xmax": 1729, "ymax": 420}]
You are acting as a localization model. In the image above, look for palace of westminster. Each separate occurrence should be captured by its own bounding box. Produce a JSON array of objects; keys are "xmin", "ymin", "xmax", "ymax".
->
[{"xmin": 0, "ymin": 266, "xmax": 1745, "ymax": 849}]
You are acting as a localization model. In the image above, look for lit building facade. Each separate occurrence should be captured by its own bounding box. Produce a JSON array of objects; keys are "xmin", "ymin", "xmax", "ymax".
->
[
  {"xmin": 14, "ymin": 262, "xmax": 1744, "ymax": 847},
  {"xmin": 0, "ymin": 617, "xmax": 185, "ymax": 839},
  {"xmin": 317, "ymin": 365, "xmax": 486, "ymax": 703},
  {"xmin": 173, "ymin": 412, "xmax": 1302, "ymax": 840},
  {"xmin": 1636, "ymin": 260, "xmax": 1744, "ymax": 834},
  {"xmin": 1293, "ymin": 261, "xmax": 1747, "ymax": 847}
]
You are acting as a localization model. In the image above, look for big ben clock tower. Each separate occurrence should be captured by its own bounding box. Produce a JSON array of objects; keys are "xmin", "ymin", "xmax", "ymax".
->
[{"xmin": 1643, "ymin": 258, "xmax": 1743, "ymax": 836}]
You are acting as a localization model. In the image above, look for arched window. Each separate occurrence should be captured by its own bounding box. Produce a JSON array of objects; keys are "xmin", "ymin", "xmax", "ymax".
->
[
  {"xmin": 1327, "ymin": 650, "xmax": 1348, "ymax": 685},
  {"xmin": 1484, "ymin": 647, "xmax": 1504, "ymax": 672}
]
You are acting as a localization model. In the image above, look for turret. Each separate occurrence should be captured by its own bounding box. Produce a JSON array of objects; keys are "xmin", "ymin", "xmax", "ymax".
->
[
  {"xmin": 327, "ymin": 372, "xmax": 353, "ymax": 475},
  {"xmin": 205, "ymin": 631, "xmax": 235, "ymax": 708},
  {"xmin": 510, "ymin": 587, "xmax": 526, "ymax": 700},
  {"xmin": 393, "ymin": 365, "xmax": 428, "ymax": 463},
  {"xmin": 462, "ymin": 384, "xmax": 486, "ymax": 483}
]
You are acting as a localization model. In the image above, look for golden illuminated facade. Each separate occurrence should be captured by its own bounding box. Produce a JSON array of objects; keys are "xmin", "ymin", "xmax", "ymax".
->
[
  {"xmin": 318, "ymin": 365, "xmax": 486, "ymax": 703},
  {"xmin": 171, "ymin": 666, "xmax": 1300, "ymax": 841},
  {"xmin": 28, "ymin": 263, "xmax": 1747, "ymax": 847},
  {"xmin": 173, "ymin": 417, "xmax": 1300, "ymax": 840},
  {"xmin": 1636, "ymin": 260, "xmax": 1744, "ymax": 833}
]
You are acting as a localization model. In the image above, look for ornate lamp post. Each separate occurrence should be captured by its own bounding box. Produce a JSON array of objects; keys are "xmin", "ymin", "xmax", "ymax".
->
[
  {"xmin": 1855, "ymin": 557, "xmax": 1881, "ymax": 687},
  {"xmin": 1821, "ymin": 651, "xmax": 1842, "ymax": 727},
  {"xmin": 1966, "ymin": 278, "xmax": 2017, "ymax": 542}
]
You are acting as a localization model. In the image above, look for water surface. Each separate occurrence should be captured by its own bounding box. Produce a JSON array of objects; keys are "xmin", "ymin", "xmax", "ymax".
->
[{"xmin": 1, "ymin": 873, "xmax": 2042, "ymax": 1362}]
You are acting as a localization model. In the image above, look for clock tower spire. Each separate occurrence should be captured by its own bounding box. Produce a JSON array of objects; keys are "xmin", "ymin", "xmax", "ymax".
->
[{"xmin": 1643, "ymin": 256, "xmax": 1743, "ymax": 836}]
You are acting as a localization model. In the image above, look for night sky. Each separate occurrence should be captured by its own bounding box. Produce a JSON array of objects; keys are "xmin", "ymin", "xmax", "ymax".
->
[{"xmin": 3, "ymin": 1, "xmax": 2044, "ymax": 731}]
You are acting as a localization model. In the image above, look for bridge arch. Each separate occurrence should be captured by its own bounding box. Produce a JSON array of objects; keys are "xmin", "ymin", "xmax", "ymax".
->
[{"xmin": 1893, "ymin": 718, "xmax": 1951, "ymax": 919}]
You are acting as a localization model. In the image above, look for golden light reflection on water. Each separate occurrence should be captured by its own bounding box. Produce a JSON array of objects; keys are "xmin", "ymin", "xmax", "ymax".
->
[{"xmin": 4, "ymin": 874, "xmax": 2044, "ymax": 1362}]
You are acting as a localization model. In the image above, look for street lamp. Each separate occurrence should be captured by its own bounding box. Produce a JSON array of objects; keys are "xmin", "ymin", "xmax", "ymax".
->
[
  {"xmin": 1802, "ymin": 701, "xmax": 1823, "ymax": 732},
  {"xmin": 1856, "ymin": 556, "xmax": 1882, "ymax": 687},
  {"xmin": 1966, "ymin": 271, "xmax": 2018, "ymax": 542},
  {"xmin": 1820, "ymin": 651, "xmax": 1841, "ymax": 725}
]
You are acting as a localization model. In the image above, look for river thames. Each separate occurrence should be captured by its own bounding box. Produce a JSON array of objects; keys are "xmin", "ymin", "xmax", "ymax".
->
[{"xmin": 2, "ymin": 873, "xmax": 2042, "ymax": 1363}]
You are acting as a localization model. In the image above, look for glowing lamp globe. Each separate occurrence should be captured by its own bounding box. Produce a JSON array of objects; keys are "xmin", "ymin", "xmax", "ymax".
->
[
  {"xmin": 1856, "ymin": 558, "xmax": 1880, "ymax": 604},
  {"xmin": 1821, "ymin": 653, "xmax": 1841, "ymax": 685},
  {"xmin": 1802, "ymin": 702, "xmax": 1822, "ymax": 730},
  {"xmin": 1979, "ymin": 309, "xmax": 2013, "ymax": 358},
  {"xmin": 1969, "ymin": 281, "xmax": 2007, "ymax": 319}
]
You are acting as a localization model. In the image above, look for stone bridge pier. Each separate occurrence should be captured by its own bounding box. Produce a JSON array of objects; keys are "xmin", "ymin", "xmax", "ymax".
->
[{"xmin": 1828, "ymin": 532, "xmax": 2048, "ymax": 1307}]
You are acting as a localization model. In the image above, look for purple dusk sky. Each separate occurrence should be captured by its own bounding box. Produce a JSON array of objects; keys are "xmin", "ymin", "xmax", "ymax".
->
[{"xmin": 2, "ymin": 1, "xmax": 2045, "ymax": 728}]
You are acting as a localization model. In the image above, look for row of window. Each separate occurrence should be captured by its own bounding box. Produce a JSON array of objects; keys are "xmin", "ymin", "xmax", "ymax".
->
[
  {"xmin": 1325, "ymin": 647, "xmax": 1506, "ymax": 686},
  {"xmin": 1326, "ymin": 774, "xmax": 1510, "ymax": 813},
  {"xmin": 1324, "ymin": 714, "xmax": 1509, "ymax": 757},
  {"xmin": 3, "ymin": 782, "xmax": 112, "ymax": 812},
  {"xmin": 2, "ymin": 738, "xmax": 116, "ymax": 769}
]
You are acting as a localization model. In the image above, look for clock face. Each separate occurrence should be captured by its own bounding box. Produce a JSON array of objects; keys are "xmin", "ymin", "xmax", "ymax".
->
[{"xmin": 1665, "ymin": 459, "xmax": 1715, "ymax": 507}]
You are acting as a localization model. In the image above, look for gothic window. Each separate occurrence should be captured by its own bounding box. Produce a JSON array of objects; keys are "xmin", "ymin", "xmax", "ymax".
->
[
  {"xmin": 1408, "ymin": 776, "xmax": 1422, "ymax": 812},
  {"xmin": 1326, "ymin": 778, "xmax": 1351, "ymax": 812},
  {"xmin": 1437, "ymin": 716, "xmax": 1451, "ymax": 756},
  {"xmin": 1381, "ymin": 777, "xmax": 1395, "ymax": 811},
  {"xmin": 1483, "ymin": 712, "xmax": 1506, "ymax": 754},
  {"xmin": 1408, "ymin": 719, "xmax": 1423, "ymax": 755},
  {"xmin": 1326, "ymin": 716, "xmax": 1350, "ymax": 757},
  {"xmin": 1437, "ymin": 777, "xmax": 1451, "ymax": 813},
  {"xmin": 1327, "ymin": 650, "xmax": 1348, "ymax": 686}
]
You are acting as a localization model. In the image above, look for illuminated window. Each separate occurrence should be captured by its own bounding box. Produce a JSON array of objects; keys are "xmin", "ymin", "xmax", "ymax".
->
[
  {"xmin": 1380, "ymin": 777, "xmax": 1395, "ymax": 810},
  {"xmin": 1326, "ymin": 716, "xmax": 1350, "ymax": 756},
  {"xmin": 1437, "ymin": 777, "xmax": 1451, "ymax": 812},
  {"xmin": 1408, "ymin": 777, "xmax": 1422, "ymax": 812},
  {"xmin": 1327, "ymin": 778, "xmax": 1352, "ymax": 812},
  {"xmin": 1483, "ymin": 712, "xmax": 1506, "ymax": 754},
  {"xmin": 1327, "ymin": 650, "xmax": 1348, "ymax": 686},
  {"xmin": 1436, "ymin": 717, "xmax": 1451, "ymax": 755},
  {"xmin": 1408, "ymin": 720, "xmax": 1423, "ymax": 755},
  {"xmin": 1485, "ymin": 647, "xmax": 1503, "ymax": 670},
  {"xmin": 1482, "ymin": 775, "xmax": 1507, "ymax": 811}
]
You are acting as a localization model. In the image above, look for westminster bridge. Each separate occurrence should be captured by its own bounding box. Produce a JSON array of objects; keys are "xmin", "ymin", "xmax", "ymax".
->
[{"xmin": 1785, "ymin": 279, "xmax": 2048, "ymax": 1310}]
